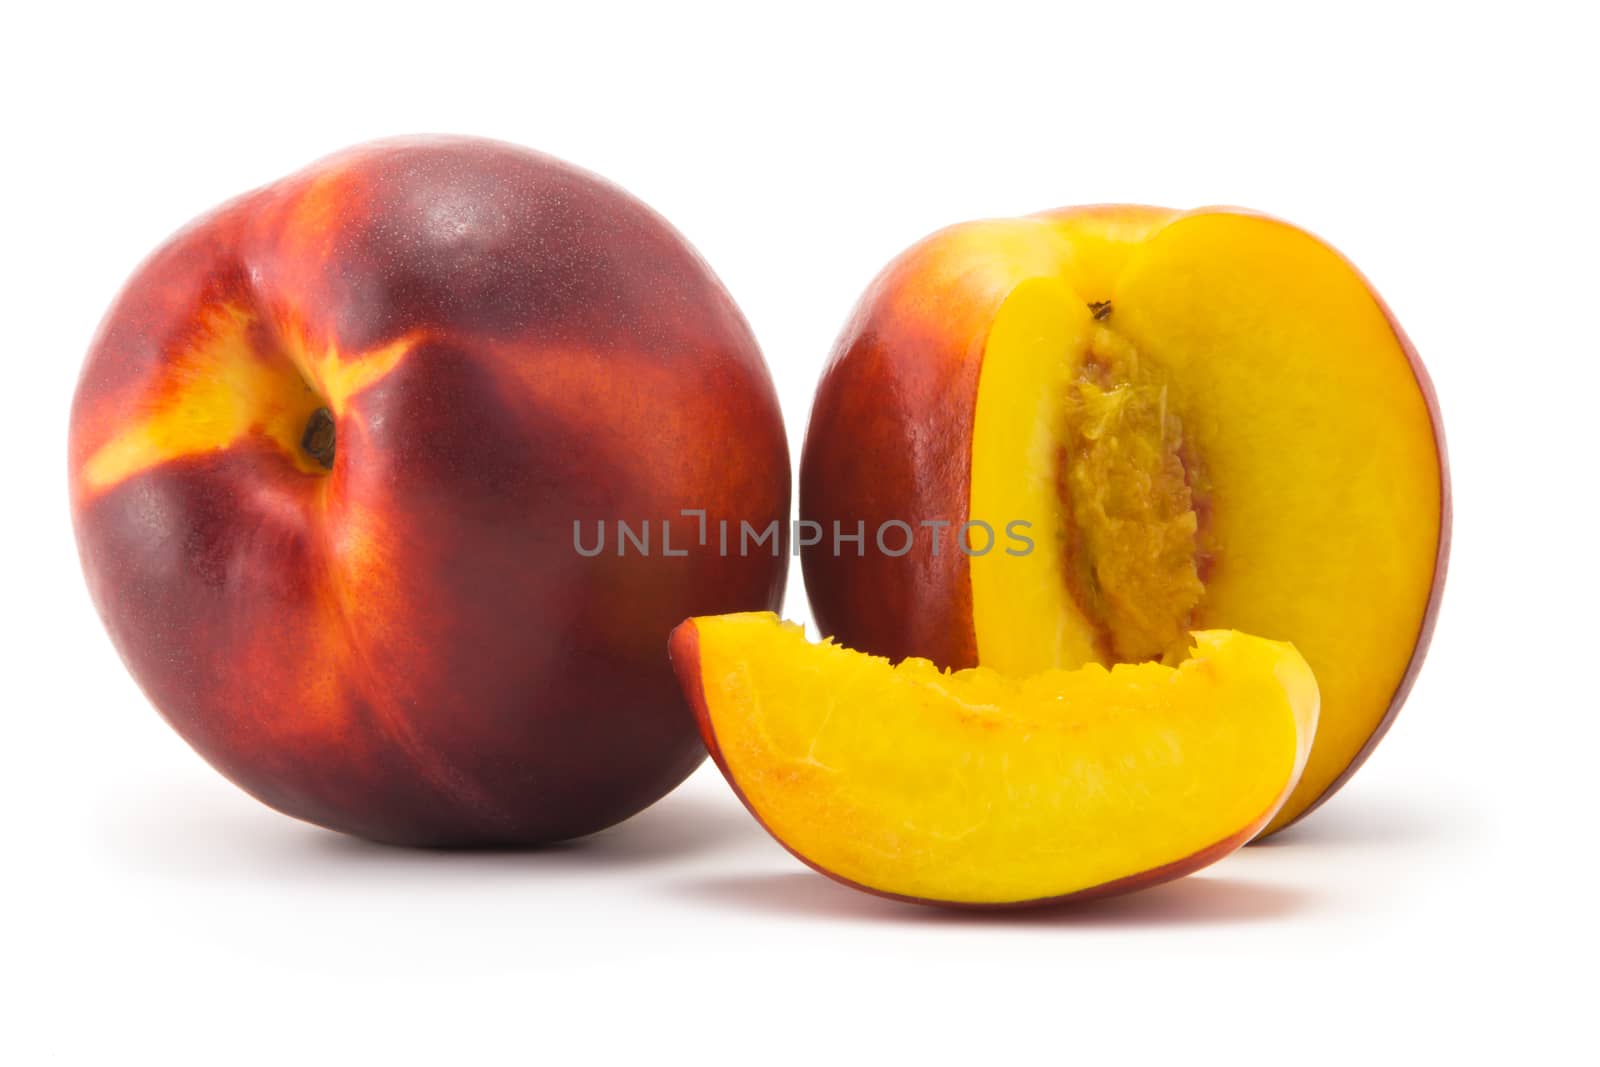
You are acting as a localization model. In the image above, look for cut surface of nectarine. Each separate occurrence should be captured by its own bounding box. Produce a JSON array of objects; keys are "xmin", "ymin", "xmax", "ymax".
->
[
  {"xmin": 671, "ymin": 613, "xmax": 1318, "ymax": 907},
  {"xmin": 802, "ymin": 206, "xmax": 1448, "ymax": 835}
]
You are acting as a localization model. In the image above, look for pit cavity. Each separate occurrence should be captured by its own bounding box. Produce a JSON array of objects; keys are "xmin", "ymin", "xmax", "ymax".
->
[{"xmin": 1059, "ymin": 304, "xmax": 1206, "ymax": 663}]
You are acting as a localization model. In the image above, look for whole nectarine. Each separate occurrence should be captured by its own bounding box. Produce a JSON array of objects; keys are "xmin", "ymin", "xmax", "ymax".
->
[{"xmin": 69, "ymin": 136, "xmax": 789, "ymax": 845}]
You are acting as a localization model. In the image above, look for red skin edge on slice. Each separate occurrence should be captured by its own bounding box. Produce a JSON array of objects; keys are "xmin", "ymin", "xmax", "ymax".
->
[{"xmin": 667, "ymin": 619, "xmax": 1294, "ymax": 911}]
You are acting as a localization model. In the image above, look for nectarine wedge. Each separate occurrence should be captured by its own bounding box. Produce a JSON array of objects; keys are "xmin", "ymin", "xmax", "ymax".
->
[
  {"xmin": 670, "ymin": 613, "xmax": 1318, "ymax": 907},
  {"xmin": 801, "ymin": 206, "xmax": 1448, "ymax": 835}
]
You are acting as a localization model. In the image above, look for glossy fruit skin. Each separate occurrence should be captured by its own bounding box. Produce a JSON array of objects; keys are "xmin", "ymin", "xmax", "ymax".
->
[
  {"xmin": 69, "ymin": 136, "xmax": 789, "ymax": 846},
  {"xmin": 798, "ymin": 230, "xmax": 1000, "ymax": 670}
]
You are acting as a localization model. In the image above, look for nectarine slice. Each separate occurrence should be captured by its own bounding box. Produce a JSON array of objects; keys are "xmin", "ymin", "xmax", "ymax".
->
[
  {"xmin": 670, "ymin": 612, "xmax": 1318, "ymax": 907},
  {"xmin": 802, "ymin": 206, "xmax": 1448, "ymax": 835}
]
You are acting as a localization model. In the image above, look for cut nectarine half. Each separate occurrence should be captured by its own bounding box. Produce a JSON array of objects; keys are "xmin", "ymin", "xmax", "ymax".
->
[
  {"xmin": 670, "ymin": 612, "xmax": 1318, "ymax": 907},
  {"xmin": 801, "ymin": 205, "xmax": 1448, "ymax": 836}
]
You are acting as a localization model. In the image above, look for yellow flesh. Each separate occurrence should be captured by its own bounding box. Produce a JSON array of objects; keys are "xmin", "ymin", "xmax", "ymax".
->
[
  {"xmin": 970, "ymin": 209, "xmax": 1442, "ymax": 832},
  {"xmin": 693, "ymin": 613, "xmax": 1317, "ymax": 905}
]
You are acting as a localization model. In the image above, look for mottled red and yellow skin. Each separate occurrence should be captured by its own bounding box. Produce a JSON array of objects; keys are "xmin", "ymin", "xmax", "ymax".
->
[
  {"xmin": 69, "ymin": 136, "xmax": 789, "ymax": 846},
  {"xmin": 798, "ymin": 241, "xmax": 988, "ymax": 670}
]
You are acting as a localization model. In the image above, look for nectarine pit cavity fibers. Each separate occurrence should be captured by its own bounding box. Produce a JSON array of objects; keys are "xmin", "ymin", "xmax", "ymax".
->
[
  {"xmin": 69, "ymin": 136, "xmax": 791, "ymax": 845},
  {"xmin": 1057, "ymin": 305, "xmax": 1208, "ymax": 664}
]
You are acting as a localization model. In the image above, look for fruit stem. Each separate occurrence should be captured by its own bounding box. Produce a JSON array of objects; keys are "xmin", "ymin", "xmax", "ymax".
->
[{"xmin": 301, "ymin": 408, "xmax": 336, "ymax": 470}]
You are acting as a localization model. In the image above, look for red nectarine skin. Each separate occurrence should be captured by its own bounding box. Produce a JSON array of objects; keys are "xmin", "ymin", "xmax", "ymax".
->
[
  {"xmin": 70, "ymin": 137, "xmax": 789, "ymax": 845},
  {"xmin": 798, "ymin": 237, "xmax": 995, "ymax": 669},
  {"xmin": 668, "ymin": 619, "xmax": 1287, "ymax": 909}
]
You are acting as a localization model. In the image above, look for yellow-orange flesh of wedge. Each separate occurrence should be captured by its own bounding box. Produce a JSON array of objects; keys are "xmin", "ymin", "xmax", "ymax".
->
[{"xmin": 671, "ymin": 612, "xmax": 1319, "ymax": 908}]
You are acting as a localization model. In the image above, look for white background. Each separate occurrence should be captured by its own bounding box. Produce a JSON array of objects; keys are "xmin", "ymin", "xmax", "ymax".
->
[{"xmin": 6, "ymin": 1, "xmax": 1596, "ymax": 1062}]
